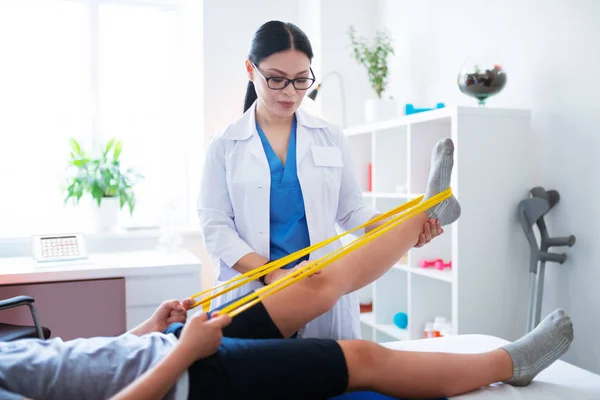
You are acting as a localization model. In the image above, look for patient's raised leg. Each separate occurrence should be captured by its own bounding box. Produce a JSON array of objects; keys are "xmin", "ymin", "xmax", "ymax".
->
[{"xmin": 263, "ymin": 138, "xmax": 461, "ymax": 338}]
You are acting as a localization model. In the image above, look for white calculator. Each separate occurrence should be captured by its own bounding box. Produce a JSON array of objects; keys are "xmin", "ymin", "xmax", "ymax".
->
[{"xmin": 32, "ymin": 233, "xmax": 88, "ymax": 263}]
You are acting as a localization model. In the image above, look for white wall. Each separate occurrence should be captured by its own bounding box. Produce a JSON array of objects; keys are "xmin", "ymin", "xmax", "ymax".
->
[
  {"xmin": 376, "ymin": 0, "xmax": 600, "ymax": 374},
  {"xmin": 316, "ymin": 0, "xmax": 378, "ymax": 128}
]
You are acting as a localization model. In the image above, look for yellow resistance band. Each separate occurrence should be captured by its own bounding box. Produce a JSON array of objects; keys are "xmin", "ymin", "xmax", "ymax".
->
[
  {"xmin": 217, "ymin": 188, "xmax": 452, "ymax": 318},
  {"xmin": 188, "ymin": 193, "xmax": 423, "ymax": 311},
  {"xmin": 188, "ymin": 193, "xmax": 424, "ymax": 310},
  {"xmin": 190, "ymin": 188, "xmax": 452, "ymax": 316}
]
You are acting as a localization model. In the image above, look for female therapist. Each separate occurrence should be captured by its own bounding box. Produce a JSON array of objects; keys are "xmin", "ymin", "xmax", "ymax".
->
[{"xmin": 198, "ymin": 20, "xmax": 442, "ymax": 340}]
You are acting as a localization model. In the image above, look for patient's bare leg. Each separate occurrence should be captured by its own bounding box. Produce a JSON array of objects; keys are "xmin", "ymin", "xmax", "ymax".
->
[
  {"xmin": 342, "ymin": 341, "xmax": 512, "ymax": 398},
  {"xmin": 262, "ymin": 138, "xmax": 460, "ymax": 338},
  {"xmin": 340, "ymin": 309, "xmax": 574, "ymax": 398}
]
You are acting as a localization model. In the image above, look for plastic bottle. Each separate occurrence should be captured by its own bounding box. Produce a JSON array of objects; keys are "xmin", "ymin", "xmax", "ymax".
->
[
  {"xmin": 424, "ymin": 322, "xmax": 434, "ymax": 338},
  {"xmin": 441, "ymin": 323, "xmax": 453, "ymax": 337},
  {"xmin": 433, "ymin": 316, "xmax": 446, "ymax": 338}
]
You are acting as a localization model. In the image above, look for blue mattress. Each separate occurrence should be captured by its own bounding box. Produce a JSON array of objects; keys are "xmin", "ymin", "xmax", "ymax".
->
[{"xmin": 330, "ymin": 392, "xmax": 445, "ymax": 400}]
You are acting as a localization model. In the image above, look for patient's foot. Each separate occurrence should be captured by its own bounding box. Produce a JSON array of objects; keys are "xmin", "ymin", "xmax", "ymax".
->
[
  {"xmin": 423, "ymin": 138, "xmax": 461, "ymax": 226},
  {"xmin": 502, "ymin": 309, "xmax": 574, "ymax": 386}
]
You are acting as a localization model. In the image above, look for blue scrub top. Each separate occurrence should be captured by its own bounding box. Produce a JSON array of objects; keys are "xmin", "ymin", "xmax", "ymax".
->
[{"xmin": 256, "ymin": 117, "xmax": 310, "ymax": 269}]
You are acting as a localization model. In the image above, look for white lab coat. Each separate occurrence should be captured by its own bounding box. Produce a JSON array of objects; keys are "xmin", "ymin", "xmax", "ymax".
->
[{"xmin": 197, "ymin": 101, "xmax": 378, "ymax": 340}]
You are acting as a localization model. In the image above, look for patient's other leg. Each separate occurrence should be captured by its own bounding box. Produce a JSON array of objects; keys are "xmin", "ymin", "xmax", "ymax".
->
[
  {"xmin": 340, "ymin": 309, "xmax": 573, "ymax": 398},
  {"xmin": 262, "ymin": 138, "xmax": 461, "ymax": 338}
]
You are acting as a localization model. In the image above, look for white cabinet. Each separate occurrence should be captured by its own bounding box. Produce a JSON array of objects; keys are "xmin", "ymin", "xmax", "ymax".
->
[
  {"xmin": 0, "ymin": 249, "xmax": 202, "ymax": 336},
  {"xmin": 125, "ymin": 271, "xmax": 201, "ymax": 330},
  {"xmin": 344, "ymin": 106, "xmax": 533, "ymax": 343}
]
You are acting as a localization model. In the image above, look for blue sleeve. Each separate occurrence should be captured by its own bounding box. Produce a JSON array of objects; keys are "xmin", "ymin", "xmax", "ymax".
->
[{"xmin": 0, "ymin": 386, "xmax": 21, "ymax": 400}]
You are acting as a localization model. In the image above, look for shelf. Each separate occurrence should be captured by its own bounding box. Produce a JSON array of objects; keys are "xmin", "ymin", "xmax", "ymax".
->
[
  {"xmin": 344, "ymin": 107, "xmax": 452, "ymax": 136},
  {"xmin": 362, "ymin": 191, "xmax": 422, "ymax": 199},
  {"xmin": 360, "ymin": 312, "xmax": 410, "ymax": 341},
  {"xmin": 377, "ymin": 323, "xmax": 410, "ymax": 341},
  {"xmin": 360, "ymin": 311, "xmax": 376, "ymax": 327},
  {"xmin": 343, "ymin": 106, "xmax": 531, "ymax": 137},
  {"xmin": 411, "ymin": 266, "xmax": 453, "ymax": 283},
  {"xmin": 349, "ymin": 106, "xmax": 533, "ymax": 344},
  {"xmin": 393, "ymin": 263, "xmax": 454, "ymax": 283}
]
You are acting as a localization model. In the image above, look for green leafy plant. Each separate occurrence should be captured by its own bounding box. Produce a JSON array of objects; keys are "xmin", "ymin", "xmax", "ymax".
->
[
  {"xmin": 63, "ymin": 138, "xmax": 143, "ymax": 214},
  {"xmin": 348, "ymin": 25, "xmax": 395, "ymax": 98}
]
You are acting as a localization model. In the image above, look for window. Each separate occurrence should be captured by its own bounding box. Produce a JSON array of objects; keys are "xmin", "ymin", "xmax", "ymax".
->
[{"xmin": 0, "ymin": 0, "xmax": 203, "ymax": 237}]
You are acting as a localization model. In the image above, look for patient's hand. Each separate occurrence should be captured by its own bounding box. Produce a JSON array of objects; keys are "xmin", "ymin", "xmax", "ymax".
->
[
  {"xmin": 128, "ymin": 299, "xmax": 188, "ymax": 336},
  {"xmin": 181, "ymin": 297, "xmax": 195, "ymax": 310},
  {"xmin": 151, "ymin": 299, "xmax": 188, "ymax": 332},
  {"xmin": 177, "ymin": 312, "xmax": 232, "ymax": 360},
  {"xmin": 414, "ymin": 219, "xmax": 443, "ymax": 248}
]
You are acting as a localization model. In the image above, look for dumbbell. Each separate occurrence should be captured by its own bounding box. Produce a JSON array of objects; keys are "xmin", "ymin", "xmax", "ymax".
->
[{"xmin": 419, "ymin": 259, "xmax": 452, "ymax": 270}]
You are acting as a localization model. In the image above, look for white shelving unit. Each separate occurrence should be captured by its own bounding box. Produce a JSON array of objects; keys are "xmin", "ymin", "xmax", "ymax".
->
[{"xmin": 344, "ymin": 106, "xmax": 534, "ymax": 344}]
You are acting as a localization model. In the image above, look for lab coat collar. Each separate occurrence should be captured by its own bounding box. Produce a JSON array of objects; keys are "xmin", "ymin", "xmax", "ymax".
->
[
  {"xmin": 222, "ymin": 100, "xmax": 328, "ymax": 141},
  {"xmin": 296, "ymin": 105, "xmax": 329, "ymax": 129}
]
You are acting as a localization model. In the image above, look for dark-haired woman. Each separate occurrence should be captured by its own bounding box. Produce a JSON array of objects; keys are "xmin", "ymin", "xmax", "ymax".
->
[{"xmin": 197, "ymin": 20, "xmax": 441, "ymax": 340}]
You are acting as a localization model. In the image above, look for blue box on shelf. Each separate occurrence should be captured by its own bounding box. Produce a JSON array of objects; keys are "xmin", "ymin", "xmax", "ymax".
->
[{"xmin": 405, "ymin": 103, "xmax": 445, "ymax": 115}]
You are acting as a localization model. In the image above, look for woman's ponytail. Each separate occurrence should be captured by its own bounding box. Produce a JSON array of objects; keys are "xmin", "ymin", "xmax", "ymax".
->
[{"xmin": 243, "ymin": 80, "xmax": 258, "ymax": 113}]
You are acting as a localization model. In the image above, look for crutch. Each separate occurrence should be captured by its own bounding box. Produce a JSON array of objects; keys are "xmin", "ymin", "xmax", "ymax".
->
[{"xmin": 518, "ymin": 187, "xmax": 576, "ymax": 333}]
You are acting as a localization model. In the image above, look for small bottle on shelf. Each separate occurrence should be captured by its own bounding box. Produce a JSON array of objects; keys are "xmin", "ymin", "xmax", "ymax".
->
[
  {"xmin": 433, "ymin": 316, "xmax": 446, "ymax": 338},
  {"xmin": 440, "ymin": 323, "xmax": 453, "ymax": 337},
  {"xmin": 424, "ymin": 322, "xmax": 434, "ymax": 338}
]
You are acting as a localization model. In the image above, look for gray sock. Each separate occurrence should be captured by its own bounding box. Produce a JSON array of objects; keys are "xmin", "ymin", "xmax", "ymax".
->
[
  {"xmin": 502, "ymin": 309, "xmax": 574, "ymax": 386},
  {"xmin": 423, "ymin": 138, "xmax": 461, "ymax": 226}
]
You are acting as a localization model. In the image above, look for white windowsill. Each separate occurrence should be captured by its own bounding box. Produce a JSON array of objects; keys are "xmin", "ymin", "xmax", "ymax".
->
[
  {"xmin": 0, "ymin": 224, "xmax": 204, "ymax": 259},
  {"xmin": 0, "ymin": 225, "xmax": 203, "ymax": 242}
]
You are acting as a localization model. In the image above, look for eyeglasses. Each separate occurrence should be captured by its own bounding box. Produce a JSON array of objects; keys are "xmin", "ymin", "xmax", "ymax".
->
[{"xmin": 252, "ymin": 63, "xmax": 316, "ymax": 91}]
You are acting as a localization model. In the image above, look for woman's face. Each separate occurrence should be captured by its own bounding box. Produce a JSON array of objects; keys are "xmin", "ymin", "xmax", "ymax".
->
[{"xmin": 247, "ymin": 50, "xmax": 313, "ymax": 119}]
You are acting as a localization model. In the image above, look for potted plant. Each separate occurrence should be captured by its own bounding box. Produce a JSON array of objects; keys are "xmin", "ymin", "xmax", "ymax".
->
[
  {"xmin": 348, "ymin": 25, "xmax": 397, "ymax": 123},
  {"xmin": 63, "ymin": 137, "xmax": 143, "ymax": 232}
]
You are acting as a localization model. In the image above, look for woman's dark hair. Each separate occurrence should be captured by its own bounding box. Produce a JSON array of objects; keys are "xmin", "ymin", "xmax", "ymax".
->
[{"xmin": 243, "ymin": 21, "xmax": 314, "ymax": 113}]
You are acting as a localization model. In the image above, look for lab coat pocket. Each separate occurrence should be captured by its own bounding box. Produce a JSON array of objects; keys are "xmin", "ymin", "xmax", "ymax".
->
[
  {"xmin": 309, "ymin": 146, "xmax": 343, "ymax": 208},
  {"xmin": 311, "ymin": 146, "xmax": 344, "ymax": 168}
]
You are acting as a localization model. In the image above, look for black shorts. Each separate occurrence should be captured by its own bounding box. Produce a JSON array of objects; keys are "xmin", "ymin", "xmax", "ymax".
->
[
  {"xmin": 165, "ymin": 301, "xmax": 349, "ymax": 399},
  {"xmin": 211, "ymin": 291, "xmax": 287, "ymax": 339}
]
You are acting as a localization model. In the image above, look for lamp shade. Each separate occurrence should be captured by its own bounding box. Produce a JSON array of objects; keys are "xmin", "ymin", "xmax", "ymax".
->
[{"xmin": 307, "ymin": 83, "xmax": 321, "ymax": 100}]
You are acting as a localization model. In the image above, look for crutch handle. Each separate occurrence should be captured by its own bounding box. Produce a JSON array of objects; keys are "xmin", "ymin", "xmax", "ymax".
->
[
  {"xmin": 538, "ymin": 251, "xmax": 567, "ymax": 264},
  {"xmin": 545, "ymin": 235, "xmax": 576, "ymax": 248}
]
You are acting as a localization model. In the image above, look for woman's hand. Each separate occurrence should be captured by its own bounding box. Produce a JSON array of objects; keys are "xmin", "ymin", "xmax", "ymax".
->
[
  {"xmin": 414, "ymin": 219, "xmax": 443, "ymax": 248},
  {"xmin": 296, "ymin": 260, "xmax": 321, "ymax": 278},
  {"xmin": 264, "ymin": 260, "xmax": 320, "ymax": 284},
  {"xmin": 177, "ymin": 312, "xmax": 232, "ymax": 361}
]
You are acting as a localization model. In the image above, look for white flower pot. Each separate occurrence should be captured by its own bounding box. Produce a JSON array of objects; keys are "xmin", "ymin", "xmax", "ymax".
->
[
  {"xmin": 364, "ymin": 98, "xmax": 398, "ymax": 123},
  {"xmin": 93, "ymin": 197, "xmax": 120, "ymax": 232}
]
